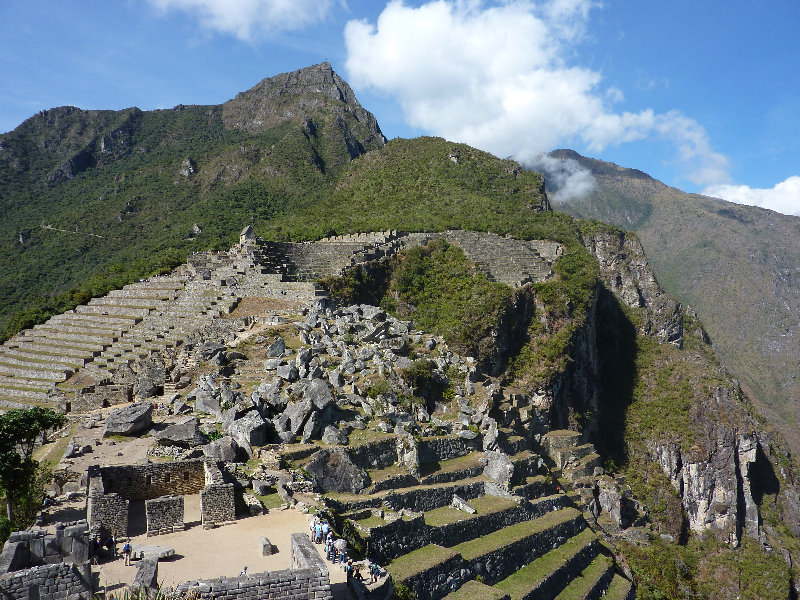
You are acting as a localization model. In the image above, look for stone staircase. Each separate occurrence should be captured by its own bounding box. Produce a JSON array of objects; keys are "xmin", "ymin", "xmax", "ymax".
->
[{"xmin": 324, "ymin": 431, "xmax": 634, "ymax": 600}]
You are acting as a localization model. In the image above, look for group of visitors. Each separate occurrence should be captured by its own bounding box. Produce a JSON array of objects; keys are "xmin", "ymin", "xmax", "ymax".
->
[
  {"xmin": 310, "ymin": 516, "xmax": 383, "ymax": 589},
  {"xmin": 91, "ymin": 532, "xmax": 133, "ymax": 566}
]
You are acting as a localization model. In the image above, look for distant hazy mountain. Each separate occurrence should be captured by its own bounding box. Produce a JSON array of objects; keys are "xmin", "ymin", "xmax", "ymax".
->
[{"xmin": 541, "ymin": 149, "xmax": 800, "ymax": 451}]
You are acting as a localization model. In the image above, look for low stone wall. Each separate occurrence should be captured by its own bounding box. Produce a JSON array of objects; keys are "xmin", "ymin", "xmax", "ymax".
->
[
  {"xmin": 383, "ymin": 481, "xmax": 485, "ymax": 513},
  {"xmin": 0, "ymin": 523, "xmax": 90, "ymax": 573},
  {"xmin": 173, "ymin": 534, "xmax": 331, "ymax": 600},
  {"xmin": 0, "ymin": 562, "xmax": 92, "ymax": 600},
  {"xmin": 201, "ymin": 484, "xmax": 235, "ymax": 528},
  {"xmin": 419, "ymin": 437, "xmax": 481, "ymax": 463},
  {"xmin": 347, "ymin": 439, "xmax": 397, "ymax": 470},
  {"xmin": 146, "ymin": 495, "xmax": 185, "ymax": 536}
]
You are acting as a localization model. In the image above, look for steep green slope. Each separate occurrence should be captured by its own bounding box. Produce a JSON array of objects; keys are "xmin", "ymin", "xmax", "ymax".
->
[
  {"xmin": 0, "ymin": 62, "xmax": 384, "ymax": 340},
  {"xmin": 545, "ymin": 149, "xmax": 800, "ymax": 454},
  {"xmin": 260, "ymin": 136, "xmax": 552, "ymax": 240}
]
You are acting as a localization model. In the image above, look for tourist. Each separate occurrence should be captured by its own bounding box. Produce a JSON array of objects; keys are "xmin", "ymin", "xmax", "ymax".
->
[
  {"xmin": 122, "ymin": 540, "xmax": 132, "ymax": 566},
  {"xmin": 335, "ymin": 538, "xmax": 347, "ymax": 564},
  {"xmin": 321, "ymin": 519, "xmax": 330, "ymax": 539},
  {"xmin": 240, "ymin": 566, "xmax": 248, "ymax": 576},
  {"xmin": 325, "ymin": 531, "xmax": 335, "ymax": 560},
  {"xmin": 369, "ymin": 560, "xmax": 380, "ymax": 583},
  {"xmin": 345, "ymin": 560, "xmax": 354, "ymax": 588},
  {"xmin": 315, "ymin": 520, "xmax": 323, "ymax": 544}
]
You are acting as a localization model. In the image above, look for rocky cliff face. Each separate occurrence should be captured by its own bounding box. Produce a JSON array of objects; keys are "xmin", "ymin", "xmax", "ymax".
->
[
  {"xmin": 222, "ymin": 61, "xmax": 385, "ymax": 158},
  {"xmin": 549, "ymin": 227, "xmax": 793, "ymax": 546}
]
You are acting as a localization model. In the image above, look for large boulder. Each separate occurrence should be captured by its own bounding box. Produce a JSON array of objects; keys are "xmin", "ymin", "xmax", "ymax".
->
[
  {"xmin": 284, "ymin": 399, "xmax": 313, "ymax": 435},
  {"xmin": 228, "ymin": 411, "xmax": 268, "ymax": 447},
  {"xmin": 265, "ymin": 337, "xmax": 286, "ymax": 358},
  {"xmin": 482, "ymin": 450, "xmax": 515, "ymax": 492},
  {"xmin": 322, "ymin": 425, "xmax": 348, "ymax": 446},
  {"xmin": 104, "ymin": 402, "xmax": 153, "ymax": 437},
  {"xmin": 305, "ymin": 448, "xmax": 370, "ymax": 494},
  {"xmin": 194, "ymin": 389, "xmax": 222, "ymax": 418},
  {"xmin": 155, "ymin": 417, "xmax": 209, "ymax": 448},
  {"xmin": 304, "ymin": 378, "xmax": 334, "ymax": 410},
  {"xmin": 134, "ymin": 359, "xmax": 166, "ymax": 399},
  {"xmin": 203, "ymin": 436, "xmax": 240, "ymax": 462}
]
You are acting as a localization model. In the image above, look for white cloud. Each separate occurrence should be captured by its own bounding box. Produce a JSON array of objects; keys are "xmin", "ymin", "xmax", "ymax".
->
[
  {"xmin": 529, "ymin": 154, "xmax": 596, "ymax": 203},
  {"xmin": 344, "ymin": 0, "xmax": 729, "ymax": 186},
  {"xmin": 703, "ymin": 176, "xmax": 800, "ymax": 216},
  {"xmin": 145, "ymin": 0, "xmax": 333, "ymax": 41}
]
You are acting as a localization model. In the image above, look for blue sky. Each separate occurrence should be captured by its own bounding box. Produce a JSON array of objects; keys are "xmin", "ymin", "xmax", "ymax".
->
[{"xmin": 2, "ymin": 1, "xmax": 799, "ymax": 213}]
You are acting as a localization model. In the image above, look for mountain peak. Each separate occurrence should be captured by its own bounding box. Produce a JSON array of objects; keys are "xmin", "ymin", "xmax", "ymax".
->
[{"xmin": 222, "ymin": 62, "xmax": 384, "ymax": 144}]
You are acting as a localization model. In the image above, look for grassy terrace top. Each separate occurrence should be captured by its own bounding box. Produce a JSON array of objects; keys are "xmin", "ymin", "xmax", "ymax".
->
[
  {"xmin": 424, "ymin": 495, "xmax": 517, "ymax": 527},
  {"xmin": 443, "ymin": 580, "xmax": 510, "ymax": 600},
  {"xmin": 494, "ymin": 528, "xmax": 596, "ymax": 600},
  {"xmin": 387, "ymin": 544, "xmax": 459, "ymax": 582},
  {"xmin": 452, "ymin": 507, "xmax": 581, "ymax": 561},
  {"xmin": 325, "ymin": 475, "xmax": 489, "ymax": 504}
]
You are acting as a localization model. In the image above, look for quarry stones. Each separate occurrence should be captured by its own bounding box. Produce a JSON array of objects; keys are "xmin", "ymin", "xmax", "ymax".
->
[{"xmin": 104, "ymin": 402, "xmax": 153, "ymax": 436}]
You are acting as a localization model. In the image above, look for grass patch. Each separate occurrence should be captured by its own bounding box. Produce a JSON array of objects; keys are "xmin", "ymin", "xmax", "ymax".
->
[
  {"xmin": 387, "ymin": 544, "xmax": 459, "ymax": 582},
  {"xmin": 555, "ymin": 554, "xmax": 611, "ymax": 600},
  {"xmin": 424, "ymin": 495, "xmax": 516, "ymax": 528}
]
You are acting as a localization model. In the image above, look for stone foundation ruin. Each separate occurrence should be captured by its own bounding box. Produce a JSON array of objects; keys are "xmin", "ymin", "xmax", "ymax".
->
[{"xmin": 87, "ymin": 459, "xmax": 235, "ymax": 537}]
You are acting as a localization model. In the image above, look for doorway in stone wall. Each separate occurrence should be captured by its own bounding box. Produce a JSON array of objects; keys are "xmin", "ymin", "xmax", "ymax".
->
[
  {"xmin": 129, "ymin": 501, "xmax": 147, "ymax": 536},
  {"xmin": 185, "ymin": 494, "xmax": 202, "ymax": 529}
]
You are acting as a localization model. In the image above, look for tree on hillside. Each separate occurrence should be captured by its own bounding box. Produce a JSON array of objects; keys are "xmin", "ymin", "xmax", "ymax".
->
[{"xmin": 0, "ymin": 407, "xmax": 66, "ymax": 523}]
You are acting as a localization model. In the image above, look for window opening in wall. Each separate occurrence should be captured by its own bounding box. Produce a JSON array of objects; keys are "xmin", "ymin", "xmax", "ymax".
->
[
  {"xmin": 146, "ymin": 475, "xmax": 152, "ymax": 485},
  {"xmin": 184, "ymin": 473, "xmax": 190, "ymax": 481},
  {"xmin": 165, "ymin": 474, "xmax": 171, "ymax": 483},
  {"xmin": 128, "ymin": 477, "xmax": 133, "ymax": 486}
]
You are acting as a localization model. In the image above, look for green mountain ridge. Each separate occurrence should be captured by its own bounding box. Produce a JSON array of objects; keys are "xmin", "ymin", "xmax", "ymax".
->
[{"xmin": 543, "ymin": 149, "xmax": 800, "ymax": 454}]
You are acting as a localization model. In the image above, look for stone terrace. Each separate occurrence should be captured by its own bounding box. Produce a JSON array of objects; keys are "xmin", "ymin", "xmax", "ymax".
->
[{"xmin": 0, "ymin": 228, "xmax": 560, "ymax": 410}]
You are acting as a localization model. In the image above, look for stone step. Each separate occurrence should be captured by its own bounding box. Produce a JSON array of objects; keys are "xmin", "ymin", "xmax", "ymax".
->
[
  {"xmin": 0, "ymin": 348, "xmax": 86, "ymax": 368},
  {"xmin": 16, "ymin": 335, "xmax": 105, "ymax": 353},
  {"xmin": 452, "ymin": 507, "xmax": 586, "ymax": 585},
  {"xmin": 563, "ymin": 453, "xmax": 603, "ymax": 481},
  {"xmin": 554, "ymin": 554, "xmax": 614, "ymax": 600},
  {"xmin": 7, "ymin": 340, "xmax": 98, "ymax": 359},
  {"xmin": 35, "ymin": 320, "xmax": 125, "ymax": 337},
  {"xmin": 0, "ymin": 353, "xmax": 82, "ymax": 372},
  {"xmin": 493, "ymin": 527, "xmax": 599, "ymax": 600},
  {"xmin": 0, "ymin": 383, "xmax": 51, "ymax": 400},
  {"xmin": 89, "ymin": 296, "xmax": 169, "ymax": 309}
]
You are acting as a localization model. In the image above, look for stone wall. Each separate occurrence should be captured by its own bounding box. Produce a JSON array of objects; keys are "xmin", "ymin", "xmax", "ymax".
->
[
  {"xmin": 146, "ymin": 495, "xmax": 185, "ymax": 536},
  {"xmin": 418, "ymin": 437, "xmax": 481, "ymax": 463},
  {"xmin": 0, "ymin": 562, "xmax": 92, "ymax": 600},
  {"xmin": 68, "ymin": 385, "xmax": 131, "ymax": 413},
  {"xmin": 201, "ymin": 484, "xmax": 235, "ymax": 528},
  {"xmin": 173, "ymin": 534, "xmax": 331, "ymax": 600},
  {"xmin": 95, "ymin": 459, "xmax": 206, "ymax": 500},
  {"xmin": 87, "ymin": 491, "xmax": 128, "ymax": 537},
  {"xmin": 347, "ymin": 439, "xmax": 397, "ymax": 470},
  {"xmin": 0, "ymin": 523, "xmax": 89, "ymax": 574},
  {"xmin": 400, "ymin": 516, "xmax": 589, "ymax": 600},
  {"xmin": 383, "ymin": 481, "xmax": 485, "ymax": 513}
]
